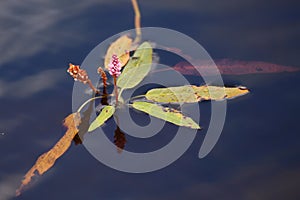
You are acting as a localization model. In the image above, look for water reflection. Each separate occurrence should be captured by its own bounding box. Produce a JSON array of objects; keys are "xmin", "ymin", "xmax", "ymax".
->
[
  {"xmin": 114, "ymin": 125, "xmax": 126, "ymax": 153},
  {"xmin": 74, "ymin": 83, "xmax": 127, "ymax": 153}
]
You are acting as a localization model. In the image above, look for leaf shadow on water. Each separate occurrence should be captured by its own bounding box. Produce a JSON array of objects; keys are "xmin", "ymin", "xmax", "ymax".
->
[{"xmin": 73, "ymin": 86, "xmax": 127, "ymax": 153}]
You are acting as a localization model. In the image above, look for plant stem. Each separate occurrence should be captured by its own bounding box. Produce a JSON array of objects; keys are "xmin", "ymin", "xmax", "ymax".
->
[
  {"xmin": 118, "ymin": 88, "xmax": 124, "ymax": 102},
  {"xmin": 113, "ymin": 75, "xmax": 119, "ymax": 106},
  {"xmin": 131, "ymin": 0, "xmax": 141, "ymax": 44},
  {"xmin": 125, "ymin": 94, "xmax": 146, "ymax": 104},
  {"xmin": 77, "ymin": 95, "xmax": 111, "ymax": 113},
  {"xmin": 87, "ymin": 79, "xmax": 99, "ymax": 94}
]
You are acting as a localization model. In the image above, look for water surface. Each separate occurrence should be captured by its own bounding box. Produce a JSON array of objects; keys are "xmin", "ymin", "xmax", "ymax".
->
[{"xmin": 0, "ymin": 0, "xmax": 299, "ymax": 199}]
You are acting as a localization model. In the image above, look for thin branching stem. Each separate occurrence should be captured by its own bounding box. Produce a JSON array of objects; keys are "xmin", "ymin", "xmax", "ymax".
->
[
  {"xmin": 87, "ymin": 80, "xmax": 99, "ymax": 94},
  {"xmin": 125, "ymin": 94, "xmax": 146, "ymax": 104},
  {"xmin": 77, "ymin": 95, "xmax": 112, "ymax": 113}
]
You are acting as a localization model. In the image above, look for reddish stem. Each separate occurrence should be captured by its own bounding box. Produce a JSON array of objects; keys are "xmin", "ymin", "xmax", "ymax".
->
[
  {"xmin": 87, "ymin": 80, "xmax": 99, "ymax": 94},
  {"xmin": 113, "ymin": 75, "xmax": 118, "ymax": 105}
]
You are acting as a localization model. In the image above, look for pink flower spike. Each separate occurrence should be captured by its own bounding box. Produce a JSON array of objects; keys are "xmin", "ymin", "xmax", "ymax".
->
[{"xmin": 108, "ymin": 54, "xmax": 122, "ymax": 77}]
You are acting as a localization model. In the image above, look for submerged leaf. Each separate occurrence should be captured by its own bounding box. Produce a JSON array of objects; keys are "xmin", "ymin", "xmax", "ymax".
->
[
  {"xmin": 132, "ymin": 101, "xmax": 200, "ymax": 129},
  {"xmin": 172, "ymin": 59, "xmax": 300, "ymax": 76},
  {"xmin": 145, "ymin": 85, "xmax": 249, "ymax": 103},
  {"xmin": 16, "ymin": 113, "xmax": 81, "ymax": 196},
  {"xmin": 104, "ymin": 35, "xmax": 132, "ymax": 69},
  {"xmin": 117, "ymin": 42, "xmax": 152, "ymax": 89},
  {"xmin": 88, "ymin": 105, "xmax": 115, "ymax": 132}
]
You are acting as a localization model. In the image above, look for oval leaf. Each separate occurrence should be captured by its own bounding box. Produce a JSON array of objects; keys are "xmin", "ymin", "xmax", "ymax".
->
[
  {"xmin": 145, "ymin": 85, "xmax": 249, "ymax": 103},
  {"xmin": 132, "ymin": 101, "xmax": 200, "ymax": 129},
  {"xmin": 117, "ymin": 42, "xmax": 152, "ymax": 89},
  {"xmin": 88, "ymin": 106, "xmax": 115, "ymax": 132},
  {"xmin": 104, "ymin": 35, "xmax": 132, "ymax": 69}
]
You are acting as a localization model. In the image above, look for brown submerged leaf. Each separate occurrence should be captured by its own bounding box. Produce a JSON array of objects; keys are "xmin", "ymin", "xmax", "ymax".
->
[
  {"xmin": 16, "ymin": 113, "xmax": 81, "ymax": 196},
  {"xmin": 171, "ymin": 59, "xmax": 300, "ymax": 76}
]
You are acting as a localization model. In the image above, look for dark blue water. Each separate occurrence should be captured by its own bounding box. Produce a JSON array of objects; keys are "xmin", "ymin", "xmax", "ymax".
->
[{"xmin": 1, "ymin": 0, "xmax": 300, "ymax": 199}]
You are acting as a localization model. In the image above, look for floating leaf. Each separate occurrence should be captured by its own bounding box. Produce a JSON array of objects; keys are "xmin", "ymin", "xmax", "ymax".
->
[
  {"xmin": 117, "ymin": 42, "xmax": 152, "ymax": 89},
  {"xmin": 146, "ymin": 85, "xmax": 198, "ymax": 103},
  {"xmin": 132, "ymin": 101, "xmax": 200, "ymax": 129},
  {"xmin": 16, "ymin": 113, "xmax": 81, "ymax": 196},
  {"xmin": 193, "ymin": 85, "xmax": 249, "ymax": 101},
  {"xmin": 88, "ymin": 105, "xmax": 115, "ymax": 132},
  {"xmin": 145, "ymin": 85, "xmax": 249, "ymax": 103},
  {"xmin": 104, "ymin": 35, "xmax": 132, "ymax": 69}
]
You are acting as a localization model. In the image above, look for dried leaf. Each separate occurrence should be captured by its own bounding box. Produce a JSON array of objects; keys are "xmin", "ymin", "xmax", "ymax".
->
[
  {"xmin": 16, "ymin": 113, "xmax": 81, "ymax": 196},
  {"xmin": 145, "ymin": 85, "xmax": 249, "ymax": 103},
  {"xmin": 104, "ymin": 35, "xmax": 132, "ymax": 69},
  {"xmin": 88, "ymin": 105, "xmax": 115, "ymax": 132},
  {"xmin": 117, "ymin": 42, "xmax": 152, "ymax": 89},
  {"xmin": 132, "ymin": 101, "xmax": 200, "ymax": 129}
]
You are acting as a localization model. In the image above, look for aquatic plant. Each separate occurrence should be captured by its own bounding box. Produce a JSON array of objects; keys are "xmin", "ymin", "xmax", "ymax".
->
[{"xmin": 16, "ymin": 0, "xmax": 250, "ymax": 196}]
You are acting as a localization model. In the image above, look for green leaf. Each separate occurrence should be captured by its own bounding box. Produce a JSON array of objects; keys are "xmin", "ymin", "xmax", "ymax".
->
[
  {"xmin": 145, "ymin": 85, "xmax": 249, "ymax": 103},
  {"xmin": 88, "ymin": 106, "xmax": 115, "ymax": 132},
  {"xmin": 117, "ymin": 42, "xmax": 152, "ymax": 89},
  {"xmin": 193, "ymin": 85, "xmax": 249, "ymax": 101},
  {"xmin": 132, "ymin": 101, "xmax": 201, "ymax": 129},
  {"xmin": 145, "ymin": 85, "xmax": 198, "ymax": 103}
]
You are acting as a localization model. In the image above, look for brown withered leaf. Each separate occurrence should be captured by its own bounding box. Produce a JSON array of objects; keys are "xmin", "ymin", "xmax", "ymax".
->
[
  {"xmin": 16, "ymin": 113, "xmax": 81, "ymax": 196},
  {"xmin": 104, "ymin": 35, "xmax": 132, "ymax": 69}
]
